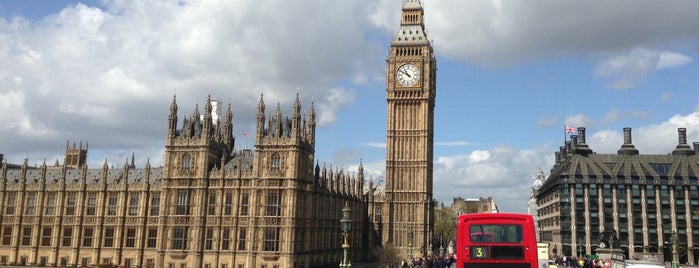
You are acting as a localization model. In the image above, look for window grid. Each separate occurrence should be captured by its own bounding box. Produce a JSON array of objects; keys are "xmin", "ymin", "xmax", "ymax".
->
[
  {"xmin": 129, "ymin": 194, "xmax": 139, "ymax": 216},
  {"xmin": 41, "ymin": 227, "xmax": 52, "ymax": 247}
]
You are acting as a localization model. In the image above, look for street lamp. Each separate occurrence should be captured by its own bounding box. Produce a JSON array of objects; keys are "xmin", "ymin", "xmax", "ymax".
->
[
  {"xmin": 577, "ymin": 239, "xmax": 583, "ymax": 257},
  {"xmin": 407, "ymin": 228, "xmax": 414, "ymax": 260},
  {"xmin": 340, "ymin": 201, "xmax": 352, "ymax": 268},
  {"xmin": 670, "ymin": 231, "xmax": 679, "ymax": 268}
]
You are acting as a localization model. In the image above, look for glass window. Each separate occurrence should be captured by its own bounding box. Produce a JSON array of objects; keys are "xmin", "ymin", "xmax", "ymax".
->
[
  {"xmin": 208, "ymin": 194, "xmax": 216, "ymax": 215},
  {"xmin": 263, "ymin": 228, "xmax": 279, "ymax": 251},
  {"xmin": 66, "ymin": 193, "xmax": 77, "ymax": 215},
  {"xmin": 125, "ymin": 228, "xmax": 136, "ymax": 247},
  {"xmin": 108, "ymin": 194, "xmax": 118, "ymax": 216},
  {"xmin": 172, "ymin": 227, "xmax": 188, "ymax": 250},
  {"xmin": 265, "ymin": 191, "xmax": 280, "ymax": 216},
  {"xmin": 21, "ymin": 227, "xmax": 32, "ymax": 246},
  {"xmin": 238, "ymin": 228, "xmax": 246, "ymax": 251},
  {"xmin": 176, "ymin": 190, "xmax": 189, "ymax": 215},
  {"xmin": 86, "ymin": 194, "xmax": 97, "ymax": 216},
  {"xmin": 62, "ymin": 227, "xmax": 72, "ymax": 247},
  {"xmin": 241, "ymin": 193, "xmax": 249, "ymax": 216},
  {"xmin": 104, "ymin": 228, "xmax": 114, "ymax": 247},
  {"xmin": 6, "ymin": 194, "xmax": 16, "ymax": 215},
  {"xmin": 150, "ymin": 195, "xmax": 160, "ymax": 216},
  {"xmin": 25, "ymin": 193, "xmax": 36, "ymax": 215},
  {"xmin": 147, "ymin": 228, "xmax": 157, "ymax": 248},
  {"xmin": 83, "ymin": 227, "xmax": 93, "ymax": 247},
  {"xmin": 2, "ymin": 227, "xmax": 12, "ymax": 245},
  {"xmin": 129, "ymin": 194, "xmax": 139, "ymax": 216},
  {"xmin": 41, "ymin": 227, "xmax": 52, "ymax": 246},
  {"xmin": 45, "ymin": 193, "xmax": 56, "ymax": 216},
  {"xmin": 222, "ymin": 228, "xmax": 230, "ymax": 251},
  {"xmin": 469, "ymin": 224, "xmax": 523, "ymax": 243}
]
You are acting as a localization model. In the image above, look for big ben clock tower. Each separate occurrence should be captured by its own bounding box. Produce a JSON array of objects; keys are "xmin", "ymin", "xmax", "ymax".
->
[{"xmin": 384, "ymin": 0, "xmax": 436, "ymax": 258}]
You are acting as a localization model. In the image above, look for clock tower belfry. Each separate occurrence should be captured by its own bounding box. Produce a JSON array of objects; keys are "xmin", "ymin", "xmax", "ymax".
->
[{"xmin": 384, "ymin": 0, "xmax": 436, "ymax": 258}]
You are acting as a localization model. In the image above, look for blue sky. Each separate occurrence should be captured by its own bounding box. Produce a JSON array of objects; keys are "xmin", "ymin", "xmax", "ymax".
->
[{"xmin": 1, "ymin": 0, "xmax": 698, "ymax": 213}]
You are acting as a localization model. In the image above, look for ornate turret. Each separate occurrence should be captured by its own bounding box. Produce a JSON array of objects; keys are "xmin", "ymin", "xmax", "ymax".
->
[
  {"xmin": 64, "ymin": 140, "xmax": 88, "ymax": 169},
  {"xmin": 168, "ymin": 95, "xmax": 178, "ymax": 137}
]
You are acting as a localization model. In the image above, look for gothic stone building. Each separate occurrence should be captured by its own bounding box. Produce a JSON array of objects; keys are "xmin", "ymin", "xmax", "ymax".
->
[
  {"xmin": 0, "ymin": 1, "xmax": 438, "ymax": 267},
  {"xmin": 0, "ymin": 94, "xmax": 378, "ymax": 268},
  {"xmin": 537, "ymin": 127, "xmax": 699, "ymax": 263},
  {"xmin": 382, "ymin": 0, "xmax": 436, "ymax": 258}
]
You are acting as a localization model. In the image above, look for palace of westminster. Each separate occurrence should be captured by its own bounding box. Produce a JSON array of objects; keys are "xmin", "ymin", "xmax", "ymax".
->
[
  {"xmin": 0, "ymin": 1, "xmax": 436, "ymax": 267},
  {"xmin": 4, "ymin": 1, "xmax": 699, "ymax": 267}
]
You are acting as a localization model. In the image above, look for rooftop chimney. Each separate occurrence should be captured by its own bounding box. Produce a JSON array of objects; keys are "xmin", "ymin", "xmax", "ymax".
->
[
  {"xmin": 672, "ymin": 128, "xmax": 693, "ymax": 155},
  {"xmin": 617, "ymin": 127, "xmax": 639, "ymax": 155},
  {"xmin": 574, "ymin": 127, "xmax": 593, "ymax": 155}
]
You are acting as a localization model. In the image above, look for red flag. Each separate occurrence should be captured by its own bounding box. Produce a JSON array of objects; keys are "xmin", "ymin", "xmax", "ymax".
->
[{"xmin": 565, "ymin": 126, "xmax": 576, "ymax": 134}]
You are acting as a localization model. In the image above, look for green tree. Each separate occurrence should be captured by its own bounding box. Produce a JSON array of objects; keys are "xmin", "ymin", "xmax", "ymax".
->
[
  {"xmin": 433, "ymin": 206, "xmax": 457, "ymax": 254},
  {"xmin": 375, "ymin": 243, "xmax": 401, "ymax": 266}
]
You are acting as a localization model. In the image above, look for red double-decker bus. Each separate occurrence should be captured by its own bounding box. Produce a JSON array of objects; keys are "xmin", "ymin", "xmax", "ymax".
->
[{"xmin": 456, "ymin": 213, "xmax": 538, "ymax": 268}]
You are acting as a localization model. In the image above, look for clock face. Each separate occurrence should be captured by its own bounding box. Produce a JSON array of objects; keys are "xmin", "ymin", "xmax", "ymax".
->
[{"xmin": 396, "ymin": 64, "xmax": 419, "ymax": 87}]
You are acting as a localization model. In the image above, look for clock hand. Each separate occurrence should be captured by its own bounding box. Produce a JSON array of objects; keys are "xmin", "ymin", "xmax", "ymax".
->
[{"xmin": 400, "ymin": 69, "xmax": 411, "ymax": 78}]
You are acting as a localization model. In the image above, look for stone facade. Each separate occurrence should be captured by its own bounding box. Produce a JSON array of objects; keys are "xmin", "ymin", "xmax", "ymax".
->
[
  {"xmin": 0, "ymin": 95, "xmax": 374, "ymax": 268},
  {"xmin": 0, "ymin": 1, "xmax": 438, "ymax": 267},
  {"xmin": 382, "ymin": 0, "xmax": 437, "ymax": 258},
  {"xmin": 537, "ymin": 127, "xmax": 699, "ymax": 264}
]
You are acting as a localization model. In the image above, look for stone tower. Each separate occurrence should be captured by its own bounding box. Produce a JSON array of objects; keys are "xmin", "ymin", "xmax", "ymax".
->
[
  {"xmin": 64, "ymin": 141, "xmax": 88, "ymax": 169},
  {"xmin": 384, "ymin": 0, "xmax": 436, "ymax": 257},
  {"xmin": 162, "ymin": 95, "xmax": 234, "ymax": 267}
]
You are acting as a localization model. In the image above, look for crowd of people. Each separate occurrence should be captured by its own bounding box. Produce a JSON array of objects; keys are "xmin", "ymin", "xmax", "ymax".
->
[
  {"xmin": 388, "ymin": 254, "xmax": 456, "ymax": 268},
  {"xmin": 551, "ymin": 255, "xmax": 612, "ymax": 268}
]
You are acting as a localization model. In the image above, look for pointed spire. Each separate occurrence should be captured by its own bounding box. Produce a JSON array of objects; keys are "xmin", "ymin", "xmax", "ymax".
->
[
  {"xmin": 169, "ymin": 95, "xmax": 179, "ymax": 137},
  {"xmin": 256, "ymin": 93, "xmax": 266, "ymax": 138},
  {"xmin": 223, "ymin": 102, "xmax": 234, "ymax": 145},
  {"xmin": 193, "ymin": 103, "xmax": 201, "ymax": 122}
]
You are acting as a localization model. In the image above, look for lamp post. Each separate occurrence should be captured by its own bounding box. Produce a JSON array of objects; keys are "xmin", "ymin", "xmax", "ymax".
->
[
  {"xmin": 671, "ymin": 231, "xmax": 679, "ymax": 268},
  {"xmin": 577, "ymin": 239, "xmax": 582, "ymax": 257},
  {"xmin": 407, "ymin": 228, "xmax": 414, "ymax": 260},
  {"xmin": 340, "ymin": 201, "xmax": 352, "ymax": 268}
]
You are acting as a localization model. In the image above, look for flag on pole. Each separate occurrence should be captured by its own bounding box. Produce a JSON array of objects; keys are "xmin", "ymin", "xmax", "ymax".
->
[{"xmin": 565, "ymin": 126, "xmax": 576, "ymax": 134}]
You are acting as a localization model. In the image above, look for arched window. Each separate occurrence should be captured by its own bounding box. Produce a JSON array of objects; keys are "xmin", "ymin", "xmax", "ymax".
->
[
  {"xmin": 182, "ymin": 154, "xmax": 192, "ymax": 170},
  {"xmin": 270, "ymin": 153, "xmax": 281, "ymax": 172}
]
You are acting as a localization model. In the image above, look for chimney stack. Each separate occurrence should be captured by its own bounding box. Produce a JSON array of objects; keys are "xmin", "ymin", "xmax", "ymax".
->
[
  {"xmin": 672, "ymin": 128, "xmax": 693, "ymax": 155},
  {"xmin": 574, "ymin": 127, "xmax": 593, "ymax": 155},
  {"xmin": 617, "ymin": 127, "xmax": 639, "ymax": 155}
]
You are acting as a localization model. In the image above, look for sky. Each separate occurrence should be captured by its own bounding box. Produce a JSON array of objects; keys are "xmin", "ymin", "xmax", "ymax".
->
[{"xmin": 1, "ymin": 0, "xmax": 699, "ymax": 213}]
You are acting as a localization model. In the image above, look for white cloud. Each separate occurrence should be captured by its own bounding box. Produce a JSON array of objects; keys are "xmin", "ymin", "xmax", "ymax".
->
[
  {"xmin": 316, "ymin": 88, "xmax": 357, "ymax": 127},
  {"xmin": 657, "ymin": 51, "xmax": 693, "ymax": 69},
  {"xmin": 595, "ymin": 48, "xmax": 659, "ymax": 90},
  {"xmin": 435, "ymin": 141, "xmax": 478, "ymax": 147},
  {"xmin": 433, "ymin": 145, "xmax": 554, "ymax": 213},
  {"xmin": 0, "ymin": 0, "xmax": 386, "ymax": 166},
  {"xmin": 564, "ymin": 114, "xmax": 594, "ymax": 130},
  {"xmin": 422, "ymin": 1, "xmax": 699, "ymax": 67},
  {"xmin": 588, "ymin": 112, "xmax": 699, "ymax": 154},
  {"xmin": 600, "ymin": 108, "xmax": 650, "ymax": 125}
]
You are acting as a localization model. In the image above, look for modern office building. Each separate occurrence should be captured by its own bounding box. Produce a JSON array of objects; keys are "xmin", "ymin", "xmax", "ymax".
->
[{"xmin": 537, "ymin": 127, "xmax": 699, "ymax": 263}]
